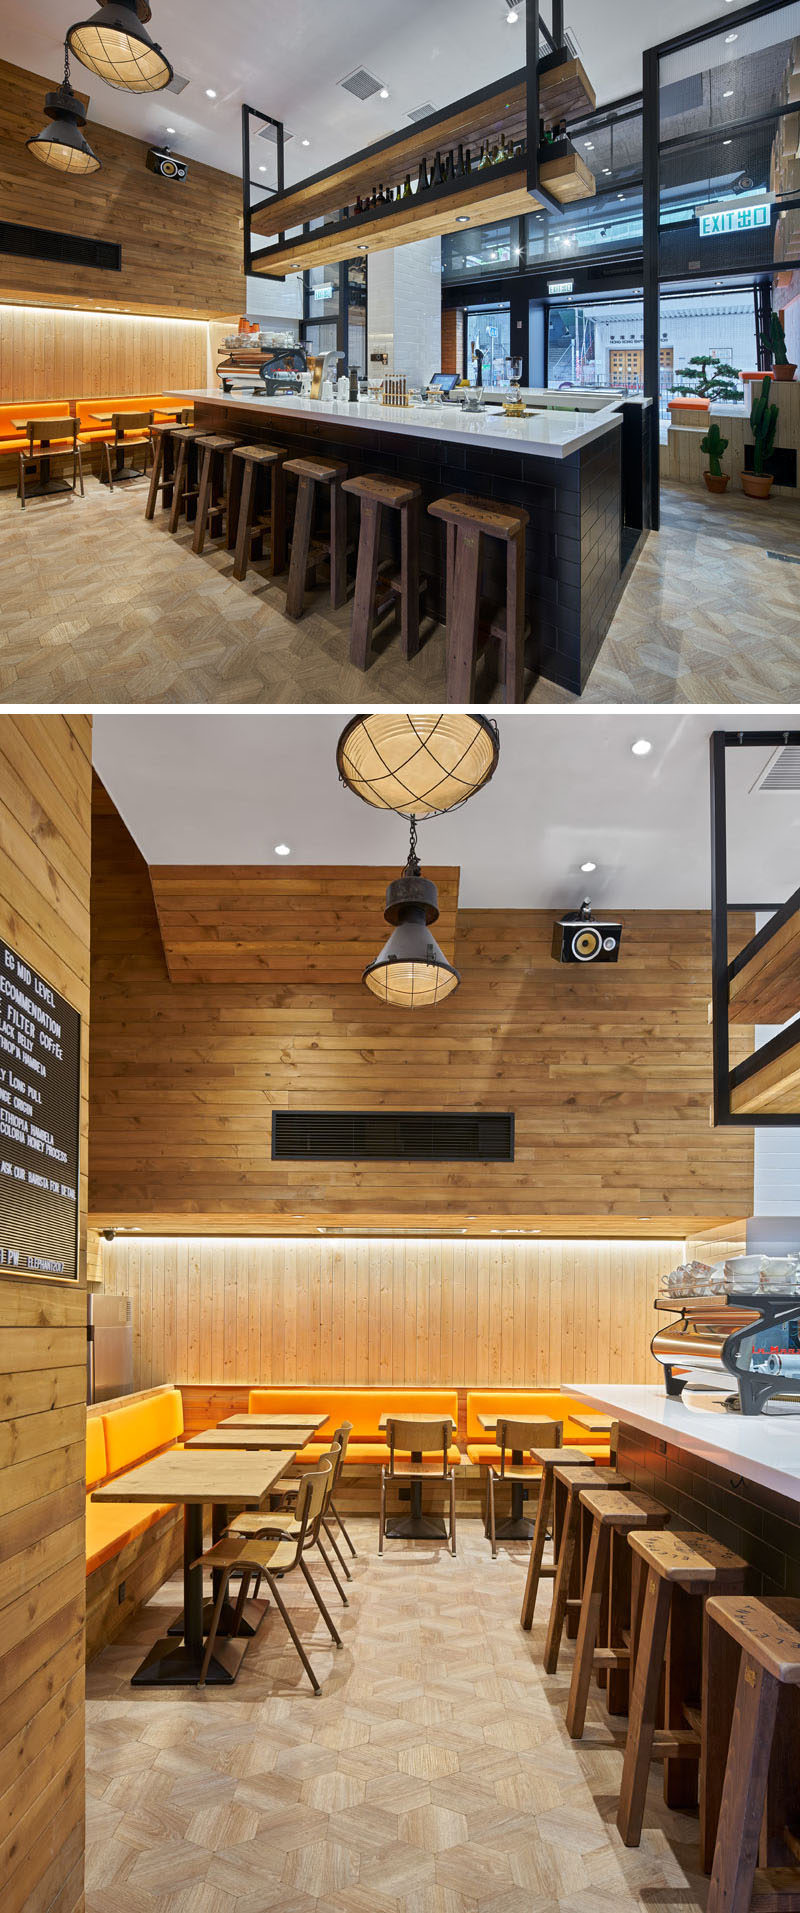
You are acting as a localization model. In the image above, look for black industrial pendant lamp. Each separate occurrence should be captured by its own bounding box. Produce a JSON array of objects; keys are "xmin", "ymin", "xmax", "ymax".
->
[
  {"xmin": 337, "ymin": 713, "xmax": 500, "ymax": 819},
  {"xmin": 363, "ymin": 819, "xmax": 460, "ymax": 1010},
  {"xmin": 27, "ymin": 48, "xmax": 101, "ymax": 174},
  {"xmin": 67, "ymin": 0, "xmax": 173, "ymax": 92}
]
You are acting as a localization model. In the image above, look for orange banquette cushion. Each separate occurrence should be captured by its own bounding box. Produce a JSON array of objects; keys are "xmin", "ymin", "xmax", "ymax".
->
[
  {"xmin": 0, "ymin": 400, "xmax": 72, "ymax": 454},
  {"xmin": 465, "ymin": 1390, "xmax": 610, "ymax": 1465},
  {"xmin": 75, "ymin": 395, "xmax": 187, "ymax": 441},
  {"xmin": 248, "ymin": 1387, "xmax": 461, "ymax": 1465},
  {"xmin": 667, "ymin": 396, "xmax": 710, "ymax": 413},
  {"xmin": 85, "ymin": 1388, "xmax": 184, "ymax": 1575}
]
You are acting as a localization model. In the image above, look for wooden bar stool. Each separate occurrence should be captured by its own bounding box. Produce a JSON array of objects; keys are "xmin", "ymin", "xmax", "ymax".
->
[
  {"xmin": 543, "ymin": 1464, "xmax": 629, "ymax": 1675},
  {"xmin": 341, "ymin": 473, "xmax": 425, "ymax": 669},
  {"xmin": 704, "ymin": 1595, "xmax": 800, "ymax": 1913},
  {"xmin": 192, "ymin": 434, "xmax": 240, "ymax": 554},
  {"xmin": 145, "ymin": 421, "xmax": 177, "ymax": 521},
  {"xmin": 284, "ymin": 455, "xmax": 348, "ymax": 619},
  {"xmin": 428, "ymin": 493, "xmax": 530, "ymax": 702},
  {"xmin": 520, "ymin": 1447, "xmax": 594, "ymax": 1630},
  {"xmin": 565, "ymin": 1487, "xmax": 669, "ymax": 1740},
  {"xmin": 616, "ymin": 1530, "xmax": 747, "ymax": 1851},
  {"xmin": 227, "ymin": 444, "xmax": 288, "ymax": 582},
  {"xmin": 167, "ymin": 427, "xmax": 204, "ymax": 534}
]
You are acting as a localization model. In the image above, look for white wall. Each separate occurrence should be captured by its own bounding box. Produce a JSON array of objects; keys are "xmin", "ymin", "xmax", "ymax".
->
[
  {"xmin": 367, "ymin": 238, "xmax": 443, "ymax": 386},
  {"xmin": 752, "ymin": 913, "xmax": 800, "ymax": 1215},
  {"xmin": 245, "ymin": 269, "xmax": 303, "ymax": 330}
]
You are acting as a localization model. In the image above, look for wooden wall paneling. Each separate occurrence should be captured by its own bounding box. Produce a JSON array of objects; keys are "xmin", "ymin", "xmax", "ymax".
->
[
  {"xmin": 103, "ymin": 1233, "xmax": 684, "ymax": 1391},
  {"xmin": 0, "ymin": 303, "xmax": 207, "ymax": 403},
  {"xmin": 0, "ymin": 716, "xmax": 91, "ymax": 1913},
  {"xmin": 0, "ymin": 60, "xmax": 244, "ymax": 318}
]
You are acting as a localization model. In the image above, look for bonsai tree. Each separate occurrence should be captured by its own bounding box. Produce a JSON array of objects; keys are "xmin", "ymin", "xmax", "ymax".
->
[
  {"xmin": 750, "ymin": 375, "xmax": 779, "ymax": 474},
  {"xmin": 700, "ymin": 421, "xmax": 728, "ymax": 476},
  {"xmin": 674, "ymin": 353, "xmax": 742, "ymax": 402}
]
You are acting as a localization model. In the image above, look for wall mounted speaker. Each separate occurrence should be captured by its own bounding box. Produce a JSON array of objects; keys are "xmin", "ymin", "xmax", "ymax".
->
[
  {"xmin": 146, "ymin": 148, "xmax": 187, "ymax": 180},
  {"xmin": 551, "ymin": 902, "xmax": 622, "ymax": 965}
]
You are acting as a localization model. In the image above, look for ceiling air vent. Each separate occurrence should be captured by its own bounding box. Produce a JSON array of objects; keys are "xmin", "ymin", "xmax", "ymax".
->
[
  {"xmin": 408, "ymin": 102, "xmax": 435, "ymax": 122},
  {"xmin": 272, "ymin": 1111, "xmax": 515, "ymax": 1163},
  {"xmin": 258, "ymin": 122, "xmax": 293, "ymax": 144},
  {"xmin": 339, "ymin": 68, "xmax": 384, "ymax": 101},
  {"xmin": 751, "ymin": 746, "xmax": 800, "ymax": 793},
  {"xmin": 166, "ymin": 73, "xmax": 189, "ymax": 94}
]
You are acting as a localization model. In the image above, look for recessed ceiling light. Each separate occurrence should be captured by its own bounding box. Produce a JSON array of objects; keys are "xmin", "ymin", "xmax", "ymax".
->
[
  {"xmin": 618, "ymin": 192, "xmax": 625, "ymax": 200},
  {"xmin": 379, "ymin": 87, "xmax": 389, "ymax": 98},
  {"xmin": 723, "ymin": 88, "xmax": 734, "ymax": 96},
  {"xmin": 206, "ymin": 87, "xmax": 217, "ymax": 98},
  {"xmin": 456, "ymin": 214, "xmax": 470, "ymax": 223},
  {"xmin": 166, "ymin": 125, "xmax": 175, "ymax": 133},
  {"xmin": 725, "ymin": 31, "xmax": 737, "ymax": 41},
  {"xmin": 506, "ymin": 7, "xmax": 519, "ymax": 20},
  {"xmin": 585, "ymin": 141, "xmax": 594, "ymax": 149},
  {"xmin": 274, "ymin": 843, "xmax": 291, "ymax": 856},
  {"xmin": 631, "ymin": 738, "xmax": 652, "ymax": 756},
  {"xmin": 357, "ymin": 243, "xmax": 368, "ymax": 250},
  {"xmin": 580, "ymin": 860, "xmax": 597, "ymax": 873},
  {"xmin": 723, "ymin": 138, "xmax": 732, "ymax": 145},
  {"xmin": 302, "ymin": 137, "xmax": 310, "ymax": 146},
  {"xmin": 602, "ymin": 166, "xmax": 611, "ymax": 174},
  {"xmin": 258, "ymin": 164, "xmax": 266, "ymax": 171}
]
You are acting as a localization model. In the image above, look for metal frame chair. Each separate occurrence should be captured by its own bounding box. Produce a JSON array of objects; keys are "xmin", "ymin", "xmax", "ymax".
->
[
  {"xmin": 486, "ymin": 1416, "xmax": 563, "ymax": 1558},
  {"xmin": 101, "ymin": 410, "xmax": 154, "ymax": 491},
  {"xmin": 227, "ymin": 1437, "xmax": 349, "ymax": 1605},
  {"xmin": 379, "ymin": 1415, "xmax": 457, "ymax": 1556},
  {"xmin": 18, "ymin": 417, "xmax": 83, "ymax": 507}
]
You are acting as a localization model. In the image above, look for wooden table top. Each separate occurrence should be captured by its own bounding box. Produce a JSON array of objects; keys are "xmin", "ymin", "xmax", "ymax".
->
[
  {"xmin": 477, "ymin": 1413, "xmax": 556, "ymax": 1432},
  {"xmin": 90, "ymin": 408, "xmax": 182, "ymax": 422},
  {"xmin": 222, "ymin": 1412, "xmax": 327, "ymax": 1431},
  {"xmin": 571, "ymin": 1413, "xmax": 614, "ymax": 1432},
  {"xmin": 92, "ymin": 1448, "xmax": 294, "ymax": 1505},
  {"xmin": 187, "ymin": 1427, "xmax": 306, "ymax": 1452}
]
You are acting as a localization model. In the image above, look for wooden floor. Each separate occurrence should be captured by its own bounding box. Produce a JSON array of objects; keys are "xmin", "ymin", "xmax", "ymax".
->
[
  {"xmin": 0, "ymin": 477, "xmax": 796, "ymax": 706},
  {"xmin": 85, "ymin": 1516, "xmax": 709, "ymax": 1913}
]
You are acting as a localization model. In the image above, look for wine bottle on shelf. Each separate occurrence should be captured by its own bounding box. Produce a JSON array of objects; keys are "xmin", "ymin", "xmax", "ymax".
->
[
  {"xmin": 403, "ymin": 173, "xmax": 413, "ymax": 197},
  {"xmin": 417, "ymin": 156, "xmax": 429, "ymax": 191},
  {"xmin": 431, "ymin": 150, "xmax": 445, "ymax": 187},
  {"xmin": 477, "ymin": 142, "xmax": 491, "ymax": 169},
  {"xmin": 444, "ymin": 149, "xmax": 455, "ymax": 183},
  {"xmin": 495, "ymin": 133, "xmax": 509, "ymax": 163},
  {"xmin": 464, "ymin": 147, "xmax": 473, "ymax": 173}
]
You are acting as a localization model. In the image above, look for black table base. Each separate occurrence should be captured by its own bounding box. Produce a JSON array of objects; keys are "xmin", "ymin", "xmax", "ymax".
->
[
  {"xmin": 167, "ymin": 1592, "xmax": 267, "ymax": 1639},
  {"xmin": 385, "ymin": 1471, "xmax": 448, "ymax": 1541},
  {"xmin": 131, "ymin": 1634, "xmax": 249, "ymax": 1686}
]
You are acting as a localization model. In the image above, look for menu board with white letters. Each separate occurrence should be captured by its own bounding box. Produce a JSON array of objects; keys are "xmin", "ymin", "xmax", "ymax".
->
[{"xmin": 0, "ymin": 937, "xmax": 81, "ymax": 1281}]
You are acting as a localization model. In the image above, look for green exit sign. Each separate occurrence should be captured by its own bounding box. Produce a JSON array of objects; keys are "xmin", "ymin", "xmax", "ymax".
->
[{"xmin": 698, "ymin": 199, "xmax": 771, "ymax": 238}]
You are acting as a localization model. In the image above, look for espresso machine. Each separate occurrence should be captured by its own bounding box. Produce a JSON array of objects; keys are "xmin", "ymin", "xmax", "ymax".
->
[{"xmin": 651, "ymin": 1273, "xmax": 800, "ymax": 1414}]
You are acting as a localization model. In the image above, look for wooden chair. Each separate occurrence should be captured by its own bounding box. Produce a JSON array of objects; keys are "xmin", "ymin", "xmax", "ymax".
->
[
  {"xmin": 565, "ymin": 1487, "xmax": 669, "ymax": 1740},
  {"xmin": 542, "ymin": 1464, "xmax": 630, "ymax": 1674},
  {"xmin": 227, "ymin": 443, "xmax": 288, "ymax": 582},
  {"xmin": 379, "ymin": 1416, "xmax": 457, "ymax": 1556},
  {"xmin": 704, "ymin": 1595, "xmax": 800, "ymax": 1913},
  {"xmin": 229, "ymin": 1432, "xmax": 351, "ymax": 1602},
  {"xmin": 485, "ymin": 1417, "xmax": 563, "ymax": 1558},
  {"xmin": 284, "ymin": 455, "xmax": 348, "ymax": 619},
  {"xmin": 520, "ymin": 1446, "xmax": 594, "ymax": 1630},
  {"xmin": 101, "ymin": 411, "xmax": 154, "ymax": 491},
  {"xmin": 616, "ymin": 1529, "xmax": 747, "ymax": 1851},
  {"xmin": 327, "ymin": 1420, "xmax": 357, "ymax": 1561},
  {"xmin": 428, "ymin": 493, "xmax": 530, "ymax": 702},
  {"xmin": 17, "ymin": 417, "xmax": 83, "ymax": 507},
  {"xmin": 195, "ymin": 1459, "xmax": 341, "ymax": 1692},
  {"xmin": 192, "ymin": 434, "xmax": 241, "ymax": 554},
  {"xmin": 341, "ymin": 473, "xmax": 425, "ymax": 669}
]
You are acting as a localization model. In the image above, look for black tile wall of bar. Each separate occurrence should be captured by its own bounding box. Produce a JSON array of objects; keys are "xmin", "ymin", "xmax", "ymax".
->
[
  {"xmin": 193, "ymin": 399, "xmax": 649, "ymax": 697},
  {"xmin": 618, "ymin": 1425, "xmax": 800, "ymax": 1599}
]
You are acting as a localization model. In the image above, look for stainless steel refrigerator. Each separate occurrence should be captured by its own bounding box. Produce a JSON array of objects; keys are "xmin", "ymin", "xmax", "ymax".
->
[{"xmin": 87, "ymin": 1293, "xmax": 133, "ymax": 1404}]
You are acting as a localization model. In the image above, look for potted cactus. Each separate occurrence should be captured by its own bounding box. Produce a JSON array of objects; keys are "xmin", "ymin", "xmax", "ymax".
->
[
  {"xmin": 769, "ymin": 310, "xmax": 797, "ymax": 382},
  {"xmin": 741, "ymin": 375, "xmax": 779, "ymax": 498},
  {"xmin": 699, "ymin": 421, "xmax": 729, "ymax": 492}
]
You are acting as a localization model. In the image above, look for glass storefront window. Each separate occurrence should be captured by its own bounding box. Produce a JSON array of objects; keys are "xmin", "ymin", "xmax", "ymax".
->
[
  {"xmin": 547, "ymin": 301, "xmax": 644, "ymax": 391},
  {"xmin": 526, "ymin": 189, "xmax": 643, "ymax": 267},
  {"xmin": 465, "ymin": 307, "xmax": 511, "ymax": 385},
  {"xmin": 442, "ymin": 221, "xmax": 519, "ymax": 281}
]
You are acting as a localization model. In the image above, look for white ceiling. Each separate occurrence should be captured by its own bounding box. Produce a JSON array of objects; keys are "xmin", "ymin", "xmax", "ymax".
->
[
  {"xmin": 8, "ymin": 0, "xmax": 734, "ymax": 179},
  {"xmin": 92, "ymin": 711, "xmax": 800, "ymax": 911}
]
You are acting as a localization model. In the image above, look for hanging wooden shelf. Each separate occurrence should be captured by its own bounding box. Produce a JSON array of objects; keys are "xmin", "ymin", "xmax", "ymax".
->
[
  {"xmin": 729, "ymin": 1023, "xmax": 800, "ymax": 1115},
  {"xmin": 726, "ymin": 884, "xmax": 800, "ymax": 1024},
  {"xmin": 249, "ymin": 57, "xmax": 597, "ymax": 278}
]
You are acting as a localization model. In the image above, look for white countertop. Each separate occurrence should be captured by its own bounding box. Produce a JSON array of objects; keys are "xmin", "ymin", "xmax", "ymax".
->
[
  {"xmin": 568, "ymin": 1382, "xmax": 800, "ymax": 1505},
  {"xmin": 169, "ymin": 388, "xmax": 624, "ymax": 461}
]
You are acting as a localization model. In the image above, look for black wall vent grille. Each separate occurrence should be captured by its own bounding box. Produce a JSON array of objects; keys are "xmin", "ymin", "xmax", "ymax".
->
[
  {"xmin": 0, "ymin": 221, "xmax": 121, "ymax": 271},
  {"xmin": 272, "ymin": 1111, "xmax": 515, "ymax": 1163}
]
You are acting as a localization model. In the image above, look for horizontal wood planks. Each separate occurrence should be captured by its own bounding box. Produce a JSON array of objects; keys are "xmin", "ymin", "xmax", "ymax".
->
[
  {"xmin": 103, "ymin": 1234, "xmax": 686, "ymax": 1391},
  {"xmin": 0, "ymin": 59, "xmax": 244, "ymax": 318},
  {"xmin": 89, "ymin": 790, "xmax": 754, "ymax": 1233},
  {"xmin": 0, "ymin": 303, "xmax": 207, "ymax": 404},
  {"xmin": 149, "ymin": 863, "xmax": 460, "ymax": 984},
  {"xmin": 0, "ymin": 716, "xmax": 91, "ymax": 1913}
]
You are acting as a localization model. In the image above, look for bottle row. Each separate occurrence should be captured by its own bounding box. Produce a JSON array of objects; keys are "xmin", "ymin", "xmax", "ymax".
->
[{"xmin": 341, "ymin": 118, "xmax": 575, "ymax": 221}]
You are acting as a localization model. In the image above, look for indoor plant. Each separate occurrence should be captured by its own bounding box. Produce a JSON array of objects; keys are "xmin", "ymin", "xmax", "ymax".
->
[
  {"xmin": 699, "ymin": 421, "xmax": 729, "ymax": 493},
  {"xmin": 673, "ymin": 353, "xmax": 742, "ymax": 403},
  {"xmin": 741, "ymin": 375, "xmax": 779, "ymax": 498},
  {"xmin": 768, "ymin": 310, "xmax": 797, "ymax": 382}
]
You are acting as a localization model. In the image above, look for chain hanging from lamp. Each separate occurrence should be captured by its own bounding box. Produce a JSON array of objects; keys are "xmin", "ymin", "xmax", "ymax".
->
[
  {"xmin": 26, "ymin": 43, "xmax": 101, "ymax": 174},
  {"xmin": 67, "ymin": 0, "xmax": 173, "ymax": 92},
  {"xmin": 337, "ymin": 713, "xmax": 499, "ymax": 819},
  {"xmin": 362, "ymin": 817, "xmax": 460, "ymax": 1010}
]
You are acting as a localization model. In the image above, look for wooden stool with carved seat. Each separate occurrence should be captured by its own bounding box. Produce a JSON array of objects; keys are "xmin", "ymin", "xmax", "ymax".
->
[
  {"xmin": 520, "ymin": 1448, "xmax": 594, "ymax": 1630},
  {"xmin": 192, "ymin": 435, "xmax": 241, "ymax": 554},
  {"xmin": 428, "ymin": 493, "xmax": 530, "ymax": 702},
  {"xmin": 543, "ymin": 1465, "xmax": 630, "ymax": 1675},
  {"xmin": 341, "ymin": 473, "xmax": 426, "ymax": 669},
  {"xmin": 227, "ymin": 444, "xmax": 288, "ymax": 583},
  {"xmin": 283, "ymin": 456, "xmax": 348, "ymax": 620},
  {"xmin": 145, "ymin": 421, "xmax": 178, "ymax": 521},
  {"xmin": 165, "ymin": 427, "xmax": 205, "ymax": 534},
  {"xmin": 616, "ymin": 1529, "xmax": 748, "ymax": 1851},
  {"xmin": 565, "ymin": 1487, "xmax": 670, "ymax": 1740},
  {"xmin": 703, "ymin": 1595, "xmax": 800, "ymax": 1913}
]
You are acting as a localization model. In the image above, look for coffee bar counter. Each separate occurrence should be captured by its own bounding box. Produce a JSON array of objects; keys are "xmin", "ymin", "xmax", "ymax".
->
[
  {"xmin": 169, "ymin": 387, "xmax": 653, "ymax": 696},
  {"xmin": 570, "ymin": 1382, "xmax": 800, "ymax": 1595}
]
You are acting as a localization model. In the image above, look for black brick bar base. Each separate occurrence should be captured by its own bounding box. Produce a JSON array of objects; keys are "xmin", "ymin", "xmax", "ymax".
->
[
  {"xmin": 191, "ymin": 399, "xmax": 650, "ymax": 697},
  {"xmin": 617, "ymin": 1423, "xmax": 800, "ymax": 1599}
]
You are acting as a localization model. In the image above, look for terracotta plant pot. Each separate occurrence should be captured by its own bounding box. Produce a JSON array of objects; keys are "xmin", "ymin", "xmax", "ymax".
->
[
  {"xmin": 772, "ymin": 362, "xmax": 797, "ymax": 382},
  {"xmin": 703, "ymin": 472, "xmax": 729, "ymax": 493},
  {"xmin": 740, "ymin": 470, "xmax": 774, "ymax": 499}
]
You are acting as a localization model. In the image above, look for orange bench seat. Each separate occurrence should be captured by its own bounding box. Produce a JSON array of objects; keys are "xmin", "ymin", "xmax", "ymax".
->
[
  {"xmin": 0, "ymin": 400, "xmax": 73, "ymax": 455},
  {"xmin": 465, "ymin": 1389, "xmax": 610, "ymax": 1466},
  {"xmin": 86, "ymin": 1498, "xmax": 175, "ymax": 1575},
  {"xmin": 248, "ymin": 1385, "xmax": 461, "ymax": 1464},
  {"xmin": 75, "ymin": 395, "xmax": 189, "ymax": 442},
  {"xmin": 86, "ymin": 1387, "xmax": 185, "ymax": 1577}
]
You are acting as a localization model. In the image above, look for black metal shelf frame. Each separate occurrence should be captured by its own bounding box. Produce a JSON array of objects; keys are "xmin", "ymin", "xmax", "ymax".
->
[{"xmin": 710, "ymin": 729, "xmax": 800, "ymax": 1128}]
